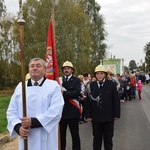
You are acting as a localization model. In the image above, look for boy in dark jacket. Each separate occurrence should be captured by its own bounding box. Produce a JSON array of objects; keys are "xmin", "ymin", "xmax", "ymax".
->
[{"xmin": 85, "ymin": 65, "xmax": 120, "ymax": 150}]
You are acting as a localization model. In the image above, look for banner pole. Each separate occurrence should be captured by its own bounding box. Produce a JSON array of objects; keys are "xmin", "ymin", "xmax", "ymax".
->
[
  {"xmin": 51, "ymin": 1, "xmax": 61, "ymax": 150},
  {"xmin": 17, "ymin": 1, "xmax": 28, "ymax": 150}
]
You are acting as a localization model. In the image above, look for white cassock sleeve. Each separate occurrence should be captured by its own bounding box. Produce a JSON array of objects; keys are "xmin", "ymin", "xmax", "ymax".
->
[{"xmin": 7, "ymin": 82, "xmax": 22, "ymax": 138}]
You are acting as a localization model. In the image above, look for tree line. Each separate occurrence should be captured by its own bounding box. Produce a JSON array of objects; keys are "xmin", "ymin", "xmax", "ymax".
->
[
  {"xmin": 0, "ymin": 0, "xmax": 107, "ymax": 89},
  {"xmin": 1, "ymin": 0, "xmax": 150, "ymax": 89},
  {"xmin": 129, "ymin": 42, "xmax": 150, "ymax": 73}
]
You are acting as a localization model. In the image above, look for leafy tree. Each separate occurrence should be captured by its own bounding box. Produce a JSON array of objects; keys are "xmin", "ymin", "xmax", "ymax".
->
[
  {"xmin": 55, "ymin": 0, "xmax": 92, "ymax": 75},
  {"xmin": 0, "ymin": 0, "xmax": 6, "ymax": 55},
  {"xmin": 124, "ymin": 66, "xmax": 129, "ymax": 72},
  {"xmin": 0, "ymin": 15, "xmax": 21, "ymax": 89},
  {"xmin": 0, "ymin": 0, "xmax": 107, "ymax": 88},
  {"xmin": 0, "ymin": 1, "xmax": 20, "ymax": 89},
  {"xmin": 144, "ymin": 42, "xmax": 150, "ymax": 72},
  {"xmin": 0, "ymin": 0, "xmax": 6, "ymax": 22},
  {"xmin": 129, "ymin": 60, "xmax": 137, "ymax": 72},
  {"xmin": 22, "ymin": 0, "xmax": 107, "ymax": 76},
  {"xmin": 22, "ymin": 0, "xmax": 53, "ymax": 73},
  {"xmin": 81, "ymin": 0, "xmax": 107, "ymax": 68}
]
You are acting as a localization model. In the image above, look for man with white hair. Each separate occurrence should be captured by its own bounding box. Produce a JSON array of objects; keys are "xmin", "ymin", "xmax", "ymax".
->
[{"xmin": 7, "ymin": 58, "xmax": 64, "ymax": 150}]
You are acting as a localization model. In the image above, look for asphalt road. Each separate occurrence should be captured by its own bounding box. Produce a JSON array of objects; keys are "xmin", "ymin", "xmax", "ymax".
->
[{"xmin": 66, "ymin": 84, "xmax": 150, "ymax": 150}]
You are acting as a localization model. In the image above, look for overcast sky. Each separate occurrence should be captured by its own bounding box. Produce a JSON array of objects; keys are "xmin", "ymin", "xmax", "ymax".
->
[{"xmin": 5, "ymin": 0, "xmax": 150, "ymax": 66}]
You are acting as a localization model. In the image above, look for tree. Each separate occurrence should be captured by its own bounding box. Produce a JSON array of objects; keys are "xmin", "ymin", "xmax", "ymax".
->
[
  {"xmin": 81, "ymin": 0, "xmax": 107, "ymax": 71},
  {"xmin": 0, "ymin": 1, "xmax": 20, "ymax": 89},
  {"xmin": 0, "ymin": 0, "xmax": 6, "ymax": 23},
  {"xmin": 0, "ymin": 0, "xmax": 108, "ymax": 88},
  {"xmin": 22, "ymin": 0, "xmax": 107, "ymax": 75},
  {"xmin": 124, "ymin": 66, "xmax": 129, "ymax": 72},
  {"xmin": 144, "ymin": 42, "xmax": 150, "ymax": 72},
  {"xmin": 55, "ymin": 0, "xmax": 93, "ymax": 75},
  {"xmin": 129, "ymin": 60, "xmax": 137, "ymax": 72}
]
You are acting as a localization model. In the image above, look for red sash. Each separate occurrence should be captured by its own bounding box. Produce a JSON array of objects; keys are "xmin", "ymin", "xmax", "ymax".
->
[{"xmin": 68, "ymin": 99, "xmax": 82, "ymax": 116}]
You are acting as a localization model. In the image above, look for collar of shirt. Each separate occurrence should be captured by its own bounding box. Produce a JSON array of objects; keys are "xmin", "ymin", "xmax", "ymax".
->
[
  {"xmin": 84, "ymin": 79, "xmax": 90, "ymax": 85},
  {"xmin": 65, "ymin": 74, "xmax": 72, "ymax": 81},
  {"xmin": 31, "ymin": 77, "xmax": 44, "ymax": 86},
  {"xmin": 97, "ymin": 79, "xmax": 105, "ymax": 85}
]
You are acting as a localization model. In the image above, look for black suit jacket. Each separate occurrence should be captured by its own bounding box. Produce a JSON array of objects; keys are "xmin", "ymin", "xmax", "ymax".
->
[
  {"xmin": 85, "ymin": 79, "xmax": 120, "ymax": 122},
  {"xmin": 61, "ymin": 75, "xmax": 81, "ymax": 119}
]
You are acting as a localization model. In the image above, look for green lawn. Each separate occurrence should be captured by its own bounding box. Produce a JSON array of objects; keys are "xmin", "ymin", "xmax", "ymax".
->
[{"xmin": 0, "ymin": 95, "xmax": 11, "ymax": 134}]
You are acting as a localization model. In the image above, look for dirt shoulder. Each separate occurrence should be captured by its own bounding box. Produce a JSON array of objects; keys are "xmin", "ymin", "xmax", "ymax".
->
[{"xmin": 0, "ymin": 134, "xmax": 18, "ymax": 150}]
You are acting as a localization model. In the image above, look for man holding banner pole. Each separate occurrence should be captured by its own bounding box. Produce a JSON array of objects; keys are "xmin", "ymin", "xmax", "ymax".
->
[
  {"xmin": 59, "ymin": 61, "xmax": 81, "ymax": 150},
  {"xmin": 7, "ymin": 58, "xmax": 64, "ymax": 150}
]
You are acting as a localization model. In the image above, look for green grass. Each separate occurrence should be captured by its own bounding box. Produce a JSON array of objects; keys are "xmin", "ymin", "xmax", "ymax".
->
[{"xmin": 0, "ymin": 95, "xmax": 11, "ymax": 134}]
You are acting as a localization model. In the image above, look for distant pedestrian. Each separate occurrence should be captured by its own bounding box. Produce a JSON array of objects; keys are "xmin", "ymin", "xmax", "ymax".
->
[
  {"xmin": 116, "ymin": 74, "xmax": 125, "ymax": 103},
  {"xmin": 136, "ymin": 80, "xmax": 142, "ymax": 100},
  {"xmin": 124, "ymin": 72, "xmax": 131, "ymax": 101},
  {"xmin": 130, "ymin": 73, "xmax": 136, "ymax": 99},
  {"xmin": 91, "ymin": 75, "xmax": 97, "ymax": 82},
  {"xmin": 145, "ymin": 73, "xmax": 149, "ymax": 84},
  {"xmin": 106, "ymin": 70, "xmax": 120, "ymax": 91},
  {"xmin": 141, "ymin": 74, "xmax": 146, "ymax": 85},
  {"xmin": 85, "ymin": 65, "xmax": 120, "ymax": 150},
  {"xmin": 78, "ymin": 74, "xmax": 87, "ymax": 124},
  {"xmin": 83, "ymin": 72, "xmax": 91, "ymax": 87}
]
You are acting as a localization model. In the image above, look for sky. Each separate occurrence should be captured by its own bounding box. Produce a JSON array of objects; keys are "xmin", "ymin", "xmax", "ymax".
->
[{"xmin": 5, "ymin": 0, "xmax": 150, "ymax": 66}]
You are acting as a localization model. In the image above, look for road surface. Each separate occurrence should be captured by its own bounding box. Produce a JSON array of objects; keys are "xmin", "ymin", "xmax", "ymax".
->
[{"xmin": 66, "ymin": 84, "xmax": 150, "ymax": 150}]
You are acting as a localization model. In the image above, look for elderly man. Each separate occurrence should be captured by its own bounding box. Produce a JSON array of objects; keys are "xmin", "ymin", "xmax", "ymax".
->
[
  {"xmin": 7, "ymin": 58, "xmax": 64, "ymax": 150},
  {"xmin": 85, "ymin": 65, "xmax": 120, "ymax": 150}
]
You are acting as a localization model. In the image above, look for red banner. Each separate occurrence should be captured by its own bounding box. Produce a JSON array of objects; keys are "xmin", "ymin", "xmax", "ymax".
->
[{"xmin": 45, "ymin": 20, "xmax": 59, "ymax": 82}]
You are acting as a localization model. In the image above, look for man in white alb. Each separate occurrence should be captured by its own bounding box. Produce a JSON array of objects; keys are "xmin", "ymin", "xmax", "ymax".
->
[{"xmin": 7, "ymin": 58, "xmax": 64, "ymax": 150}]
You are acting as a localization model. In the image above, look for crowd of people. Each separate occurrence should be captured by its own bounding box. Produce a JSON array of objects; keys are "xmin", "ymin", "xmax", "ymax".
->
[
  {"xmin": 7, "ymin": 58, "xmax": 150, "ymax": 150},
  {"xmin": 77, "ymin": 69, "xmax": 148, "ymax": 105},
  {"xmin": 105, "ymin": 70, "xmax": 149, "ymax": 102}
]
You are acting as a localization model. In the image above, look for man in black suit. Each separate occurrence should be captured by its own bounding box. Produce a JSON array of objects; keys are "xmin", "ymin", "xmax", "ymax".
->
[
  {"xmin": 85, "ymin": 65, "xmax": 120, "ymax": 150},
  {"xmin": 60, "ymin": 61, "xmax": 81, "ymax": 150}
]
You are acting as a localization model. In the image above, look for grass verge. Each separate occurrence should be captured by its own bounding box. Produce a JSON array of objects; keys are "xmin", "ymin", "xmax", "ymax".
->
[{"xmin": 0, "ymin": 95, "xmax": 11, "ymax": 134}]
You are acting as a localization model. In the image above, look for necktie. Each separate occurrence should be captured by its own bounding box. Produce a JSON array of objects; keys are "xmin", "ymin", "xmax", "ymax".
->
[
  {"xmin": 65, "ymin": 77, "xmax": 68, "ymax": 83},
  {"xmin": 34, "ymin": 81, "xmax": 39, "ymax": 86},
  {"xmin": 99, "ymin": 81, "xmax": 103, "ymax": 89}
]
